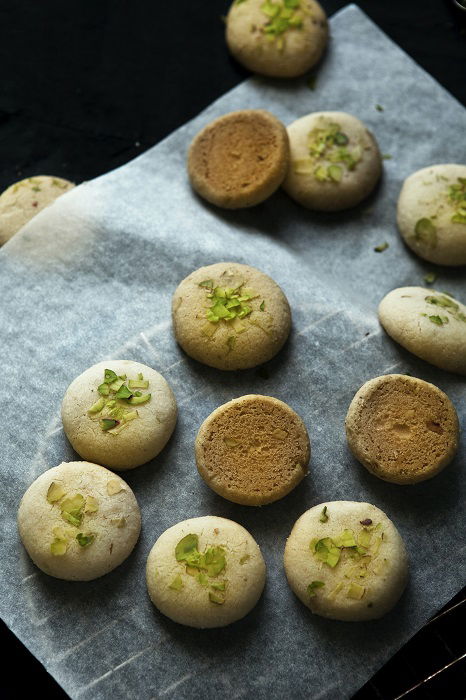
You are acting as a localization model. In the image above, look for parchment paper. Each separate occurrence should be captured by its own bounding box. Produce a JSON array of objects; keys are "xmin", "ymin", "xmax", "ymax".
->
[{"xmin": 1, "ymin": 5, "xmax": 465, "ymax": 699}]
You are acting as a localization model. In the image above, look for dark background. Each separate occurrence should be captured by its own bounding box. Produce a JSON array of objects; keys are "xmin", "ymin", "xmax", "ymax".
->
[{"xmin": 1, "ymin": 1, "xmax": 465, "ymax": 698}]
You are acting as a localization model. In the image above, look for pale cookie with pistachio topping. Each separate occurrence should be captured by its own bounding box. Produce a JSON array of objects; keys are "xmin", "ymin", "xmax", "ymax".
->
[
  {"xmin": 0, "ymin": 175, "xmax": 74, "ymax": 245},
  {"xmin": 226, "ymin": 0, "xmax": 328, "ymax": 78},
  {"xmin": 284, "ymin": 501, "xmax": 408, "ymax": 621},
  {"xmin": 282, "ymin": 112, "xmax": 382, "ymax": 211},
  {"xmin": 188, "ymin": 110, "xmax": 289, "ymax": 209},
  {"xmin": 378, "ymin": 287, "xmax": 466, "ymax": 375},
  {"xmin": 172, "ymin": 262, "xmax": 291, "ymax": 370},
  {"xmin": 146, "ymin": 516, "xmax": 266, "ymax": 628},
  {"xmin": 61, "ymin": 360, "xmax": 177, "ymax": 470},
  {"xmin": 18, "ymin": 461, "xmax": 141, "ymax": 581},
  {"xmin": 397, "ymin": 164, "xmax": 466, "ymax": 266},
  {"xmin": 195, "ymin": 394, "xmax": 310, "ymax": 505},
  {"xmin": 345, "ymin": 375, "xmax": 459, "ymax": 485}
]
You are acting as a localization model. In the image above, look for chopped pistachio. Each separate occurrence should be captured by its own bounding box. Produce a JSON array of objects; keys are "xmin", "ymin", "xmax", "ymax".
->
[
  {"xmin": 104, "ymin": 369, "xmax": 118, "ymax": 384},
  {"xmin": 374, "ymin": 242, "xmax": 389, "ymax": 252},
  {"xmin": 115, "ymin": 385, "xmax": 132, "ymax": 399},
  {"xmin": 328, "ymin": 165, "xmax": 343, "ymax": 182},
  {"xmin": 314, "ymin": 165, "xmax": 328, "ymax": 182},
  {"xmin": 423, "ymin": 272, "xmax": 437, "ymax": 284},
  {"xmin": 210, "ymin": 580, "xmax": 226, "ymax": 591},
  {"xmin": 61, "ymin": 494, "xmax": 85, "ymax": 527},
  {"xmin": 128, "ymin": 393, "xmax": 151, "ymax": 405},
  {"xmin": 128, "ymin": 379, "xmax": 149, "ymax": 389},
  {"xmin": 209, "ymin": 591, "xmax": 225, "ymax": 605},
  {"xmin": 358, "ymin": 528, "xmax": 372, "ymax": 548},
  {"xmin": 88, "ymin": 397, "xmax": 106, "ymax": 414},
  {"xmin": 50, "ymin": 539, "xmax": 68, "ymax": 556},
  {"xmin": 119, "ymin": 374, "xmax": 127, "ymax": 380},
  {"xmin": 107, "ymin": 479, "xmax": 124, "ymax": 496},
  {"xmin": 204, "ymin": 546, "xmax": 226, "ymax": 577},
  {"xmin": 307, "ymin": 581, "xmax": 325, "ymax": 597},
  {"xmin": 46, "ymin": 481, "xmax": 65, "ymax": 504},
  {"xmin": 260, "ymin": 300, "xmax": 265, "ymax": 311},
  {"xmin": 382, "ymin": 153, "xmax": 392, "ymax": 160},
  {"xmin": 414, "ymin": 218, "xmax": 437, "ymax": 247},
  {"xmin": 425, "ymin": 294, "xmax": 458, "ymax": 311},
  {"xmin": 169, "ymin": 575, "xmax": 183, "ymax": 591},
  {"xmin": 347, "ymin": 583, "xmax": 366, "ymax": 599},
  {"xmin": 186, "ymin": 566, "xmax": 198, "ymax": 577},
  {"xmin": 240, "ymin": 554, "xmax": 250, "ymax": 565},
  {"xmin": 334, "ymin": 529, "xmax": 357, "ymax": 548},
  {"xmin": 314, "ymin": 538, "xmax": 341, "ymax": 567},
  {"xmin": 84, "ymin": 496, "xmax": 99, "ymax": 513},
  {"xmin": 428, "ymin": 315, "xmax": 448, "ymax": 325},
  {"xmin": 122, "ymin": 410, "xmax": 138, "ymax": 423},
  {"xmin": 98, "ymin": 382, "xmax": 110, "ymax": 396},
  {"xmin": 76, "ymin": 532, "xmax": 95, "ymax": 548},
  {"xmin": 175, "ymin": 534, "xmax": 199, "ymax": 562},
  {"xmin": 319, "ymin": 506, "xmax": 328, "ymax": 523},
  {"xmin": 375, "ymin": 104, "xmax": 384, "ymax": 112},
  {"xmin": 100, "ymin": 418, "xmax": 119, "ymax": 431},
  {"xmin": 196, "ymin": 572, "xmax": 209, "ymax": 587},
  {"xmin": 226, "ymin": 335, "xmax": 236, "ymax": 352},
  {"xmin": 108, "ymin": 378, "xmax": 124, "ymax": 392}
]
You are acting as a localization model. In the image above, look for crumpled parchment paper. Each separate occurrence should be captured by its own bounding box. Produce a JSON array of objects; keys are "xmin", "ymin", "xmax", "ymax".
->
[{"xmin": 1, "ymin": 5, "xmax": 465, "ymax": 699}]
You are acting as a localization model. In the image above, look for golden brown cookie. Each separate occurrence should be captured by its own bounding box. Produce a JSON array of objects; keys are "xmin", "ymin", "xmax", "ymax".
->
[
  {"xmin": 172, "ymin": 262, "xmax": 291, "ymax": 370},
  {"xmin": 195, "ymin": 394, "xmax": 310, "ymax": 505},
  {"xmin": 345, "ymin": 374, "xmax": 459, "ymax": 484},
  {"xmin": 187, "ymin": 110, "xmax": 290, "ymax": 208}
]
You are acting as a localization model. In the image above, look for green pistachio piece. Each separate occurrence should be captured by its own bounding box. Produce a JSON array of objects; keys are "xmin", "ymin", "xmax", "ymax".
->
[
  {"xmin": 50, "ymin": 539, "xmax": 68, "ymax": 556},
  {"xmin": 122, "ymin": 410, "xmax": 138, "ymax": 422},
  {"xmin": 196, "ymin": 572, "xmax": 209, "ymax": 587},
  {"xmin": 314, "ymin": 538, "xmax": 341, "ymax": 567},
  {"xmin": 260, "ymin": 300, "xmax": 265, "ymax": 311},
  {"xmin": 61, "ymin": 494, "xmax": 84, "ymax": 527},
  {"xmin": 108, "ymin": 378, "xmax": 124, "ymax": 392},
  {"xmin": 104, "ymin": 369, "xmax": 118, "ymax": 384},
  {"xmin": 128, "ymin": 393, "xmax": 151, "ymax": 405},
  {"xmin": 307, "ymin": 580, "xmax": 325, "ymax": 597},
  {"xmin": 46, "ymin": 481, "xmax": 65, "ymax": 503},
  {"xmin": 226, "ymin": 335, "xmax": 236, "ymax": 351},
  {"xmin": 425, "ymin": 294, "xmax": 459, "ymax": 311},
  {"xmin": 375, "ymin": 104, "xmax": 384, "ymax": 112},
  {"xmin": 119, "ymin": 374, "xmax": 127, "ymax": 380},
  {"xmin": 175, "ymin": 534, "xmax": 199, "ymax": 562},
  {"xmin": 169, "ymin": 575, "xmax": 183, "ymax": 591},
  {"xmin": 84, "ymin": 496, "xmax": 99, "ymax": 513},
  {"xmin": 374, "ymin": 242, "xmax": 389, "ymax": 252},
  {"xmin": 209, "ymin": 591, "xmax": 225, "ymax": 605},
  {"xmin": 76, "ymin": 532, "xmax": 95, "ymax": 548},
  {"xmin": 88, "ymin": 397, "xmax": 106, "ymax": 414},
  {"xmin": 415, "ymin": 218, "xmax": 437, "ymax": 247},
  {"xmin": 424, "ymin": 272, "xmax": 436, "ymax": 284},
  {"xmin": 240, "ymin": 554, "xmax": 250, "ymax": 565},
  {"xmin": 328, "ymin": 165, "xmax": 343, "ymax": 182},
  {"xmin": 358, "ymin": 529, "xmax": 372, "ymax": 548},
  {"xmin": 107, "ymin": 479, "xmax": 125, "ymax": 495},
  {"xmin": 428, "ymin": 315, "xmax": 447, "ymax": 325},
  {"xmin": 100, "ymin": 418, "xmax": 119, "ymax": 431},
  {"xmin": 210, "ymin": 580, "xmax": 226, "ymax": 591},
  {"xmin": 115, "ymin": 384, "xmax": 132, "ymax": 399},
  {"xmin": 319, "ymin": 506, "xmax": 328, "ymax": 523},
  {"xmin": 314, "ymin": 166, "xmax": 328, "ymax": 182},
  {"xmin": 347, "ymin": 583, "xmax": 366, "ymax": 599},
  {"xmin": 204, "ymin": 546, "xmax": 226, "ymax": 577},
  {"xmin": 98, "ymin": 383, "xmax": 110, "ymax": 396},
  {"xmin": 199, "ymin": 279, "xmax": 214, "ymax": 289},
  {"xmin": 333, "ymin": 529, "xmax": 357, "ymax": 548},
  {"xmin": 128, "ymin": 379, "xmax": 149, "ymax": 389}
]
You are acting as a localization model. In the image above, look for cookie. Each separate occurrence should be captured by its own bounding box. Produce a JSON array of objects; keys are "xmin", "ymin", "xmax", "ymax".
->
[
  {"xmin": 61, "ymin": 360, "xmax": 177, "ymax": 470},
  {"xmin": 378, "ymin": 287, "xmax": 466, "ymax": 375},
  {"xmin": 0, "ymin": 175, "xmax": 74, "ymax": 245},
  {"xmin": 345, "ymin": 374, "xmax": 459, "ymax": 485},
  {"xmin": 226, "ymin": 0, "xmax": 328, "ymax": 78},
  {"xmin": 172, "ymin": 262, "xmax": 291, "ymax": 370},
  {"xmin": 282, "ymin": 112, "xmax": 382, "ymax": 211},
  {"xmin": 195, "ymin": 394, "xmax": 310, "ymax": 505},
  {"xmin": 187, "ymin": 110, "xmax": 289, "ymax": 208},
  {"xmin": 18, "ymin": 461, "xmax": 141, "ymax": 581},
  {"xmin": 397, "ymin": 164, "xmax": 466, "ymax": 266},
  {"xmin": 284, "ymin": 501, "xmax": 408, "ymax": 621},
  {"xmin": 146, "ymin": 516, "xmax": 266, "ymax": 628}
]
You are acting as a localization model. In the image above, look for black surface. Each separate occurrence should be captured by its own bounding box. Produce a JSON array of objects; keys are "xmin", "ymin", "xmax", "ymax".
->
[{"xmin": 1, "ymin": 1, "xmax": 465, "ymax": 698}]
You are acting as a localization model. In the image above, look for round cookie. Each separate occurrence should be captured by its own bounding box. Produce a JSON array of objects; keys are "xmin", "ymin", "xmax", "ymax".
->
[
  {"xmin": 18, "ymin": 461, "xmax": 141, "ymax": 581},
  {"xmin": 282, "ymin": 111, "xmax": 382, "ymax": 211},
  {"xmin": 397, "ymin": 164, "xmax": 466, "ymax": 266},
  {"xmin": 345, "ymin": 374, "xmax": 459, "ymax": 485},
  {"xmin": 226, "ymin": 0, "xmax": 328, "ymax": 79},
  {"xmin": 378, "ymin": 287, "xmax": 466, "ymax": 375},
  {"xmin": 61, "ymin": 360, "xmax": 177, "ymax": 470},
  {"xmin": 172, "ymin": 262, "xmax": 291, "ymax": 370},
  {"xmin": 0, "ymin": 175, "xmax": 74, "ymax": 245},
  {"xmin": 187, "ymin": 110, "xmax": 289, "ymax": 209},
  {"xmin": 284, "ymin": 501, "xmax": 408, "ymax": 621},
  {"xmin": 195, "ymin": 394, "xmax": 310, "ymax": 505},
  {"xmin": 146, "ymin": 516, "xmax": 266, "ymax": 628}
]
